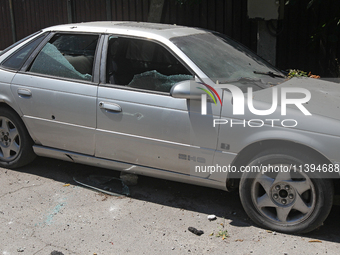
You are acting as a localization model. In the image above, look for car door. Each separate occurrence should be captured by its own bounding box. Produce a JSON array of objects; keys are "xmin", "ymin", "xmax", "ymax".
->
[
  {"xmin": 95, "ymin": 35, "xmax": 220, "ymax": 177},
  {"xmin": 10, "ymin": 33, "xmax": 102, "ymax": 155}
]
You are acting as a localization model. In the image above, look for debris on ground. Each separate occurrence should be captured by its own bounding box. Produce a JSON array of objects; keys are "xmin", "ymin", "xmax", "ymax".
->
[
  {"xmin": 188, "ymin": 227, "xmax": 204, "ymax": 236},
  {"xmin": 17, "ymin": 247, "xmax": 25, "ymax": 252},
  {"xmin": 74, "ymin": 175, "xmax": 130, "ymax": 196},
  {"xmin": 50, "ymin": 251, "xmax": 64, "ymax": 255},
  {"xmin": 309, "ymin": 240, "xmax": 322, "ymax": 243},
  {"xmin": 63, "ymin": 183, "xmax": 70, "ymax": 187},
  {"xmin": 120, "ymin": 172, "xmax": 138, "ymax": 186},
  {"xmin": 207, "ymin": 214, "xmax": 217, "ymax": 221},
  {"xmin": 216, "ymin": 229, "xmax": 229, "ymax": 240}
]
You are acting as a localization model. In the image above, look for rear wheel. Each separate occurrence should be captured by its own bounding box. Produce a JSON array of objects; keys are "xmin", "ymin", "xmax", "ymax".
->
[
  {"xmin": 239, "ymin": 149, "xmax": 333, "ymax": 233},
  {"xmin": 0, "ymin": 108, "xmax": 35, "ymax": 168}
]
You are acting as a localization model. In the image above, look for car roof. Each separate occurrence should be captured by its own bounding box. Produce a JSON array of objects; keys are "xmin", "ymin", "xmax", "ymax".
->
[{"xmin": 42, "ymin": 21, "xmax": 208, "ymax": 40}]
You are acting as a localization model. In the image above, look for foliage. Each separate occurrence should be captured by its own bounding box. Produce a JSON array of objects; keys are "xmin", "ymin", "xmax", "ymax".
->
[
  {"xmin": 216, "ymin": 229, "xmax": 229, "ymax": 240},
  {"xmin": 287, "ymin": 69, "xmax": 320, "ymax": 79},
  {"xmin": 285, "ymin": 0, "xmax": 340, "ymax": 77},
  {"xmin": 285, "ymin": 0, "xmax": 340, "ymax": 44},
  {"xmin": 288, "ymin": 69, "xmax": 308, "ymax": 78}
]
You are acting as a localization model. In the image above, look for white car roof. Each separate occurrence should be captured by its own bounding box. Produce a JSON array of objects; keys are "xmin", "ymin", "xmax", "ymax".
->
[{"xmin": 42, "ymin": 21, "xmax": 208, "ymax": 40}]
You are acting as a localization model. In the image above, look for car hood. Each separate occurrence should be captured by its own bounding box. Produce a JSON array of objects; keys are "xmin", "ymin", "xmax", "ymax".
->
[{"xmin": 253, "ymin": 77, "xmax": 340, "ymax": 120}]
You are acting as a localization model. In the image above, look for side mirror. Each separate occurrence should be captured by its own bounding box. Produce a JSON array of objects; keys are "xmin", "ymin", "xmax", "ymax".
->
[{"xmin": 170, "ymin": 80, "xmax": 205, "ymax": 99}]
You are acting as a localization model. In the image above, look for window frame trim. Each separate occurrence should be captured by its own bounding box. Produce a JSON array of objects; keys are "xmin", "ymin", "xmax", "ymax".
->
[{"xmin": 20, "ymin": 32, "xmax": 55, "ymax": 72}]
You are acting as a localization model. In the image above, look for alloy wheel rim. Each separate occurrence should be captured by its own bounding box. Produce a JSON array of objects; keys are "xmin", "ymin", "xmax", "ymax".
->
[
  {"xmin": 0, "ymin": 117, "xmax": 20, "ymax": 162},
  {"xmin": 251, "ymin": 166, "xmax": 316, "ymax": 225}
]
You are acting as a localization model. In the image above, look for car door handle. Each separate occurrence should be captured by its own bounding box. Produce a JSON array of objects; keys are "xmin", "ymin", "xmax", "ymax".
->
[
  {"xmin": 99, "ymin": 101, "xmax": 122, "ymax": 112},
  {"xmin": 17, "ymin": 89, "xmax": 32, "ymax": 97}
]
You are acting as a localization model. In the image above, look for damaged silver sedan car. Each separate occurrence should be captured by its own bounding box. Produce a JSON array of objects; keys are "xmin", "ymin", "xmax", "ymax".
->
[{"xmin": 0, "ymin": 22, "xmax": 338, "ymax": 233}]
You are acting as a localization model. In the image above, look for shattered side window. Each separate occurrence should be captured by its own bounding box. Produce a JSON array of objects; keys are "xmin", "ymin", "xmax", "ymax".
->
[
  {"xmin": 29, "ymin": 34, "xmax": 98, "ymax": 81},
  {"xmin": 106, "ymin": 36, "xmax": 193, "ymax": 92},
  {"xmin": 128, "ymin": 70, "xmax": 192, "ymax": 92}
]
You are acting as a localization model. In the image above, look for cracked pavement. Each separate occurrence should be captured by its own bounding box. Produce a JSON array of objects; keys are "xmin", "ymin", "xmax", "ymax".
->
[{"xmin": 0, "ymin": 157, "xmax": 340, "ymax": 254}]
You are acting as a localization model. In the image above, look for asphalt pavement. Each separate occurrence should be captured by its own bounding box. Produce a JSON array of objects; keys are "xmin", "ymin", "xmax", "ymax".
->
[{"xmin": 0, "ymin": 157, "xmax": 339, "ymax": 254}]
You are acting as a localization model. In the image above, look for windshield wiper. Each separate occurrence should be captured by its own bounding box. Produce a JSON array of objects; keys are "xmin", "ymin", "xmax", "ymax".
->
[{"xmin": 253, "ymin": 71, "xmax": 285, "ymax": 78}]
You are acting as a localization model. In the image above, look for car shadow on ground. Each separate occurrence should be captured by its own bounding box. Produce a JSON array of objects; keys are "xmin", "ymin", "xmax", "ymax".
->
[{"xmin": 12, "ymin": 156, "xmax": 340, "ymax": 244}]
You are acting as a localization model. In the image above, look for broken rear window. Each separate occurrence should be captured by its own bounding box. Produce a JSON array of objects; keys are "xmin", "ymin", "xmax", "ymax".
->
[{"xmin": 29, "ymin": 34, "xmax": 98, "ymax": 81}]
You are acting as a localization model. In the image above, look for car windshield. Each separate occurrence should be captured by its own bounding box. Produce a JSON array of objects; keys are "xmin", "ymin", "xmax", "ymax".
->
[{"xmin": 170, "ymin": 33, "xmax": 284, "ymax": 84}]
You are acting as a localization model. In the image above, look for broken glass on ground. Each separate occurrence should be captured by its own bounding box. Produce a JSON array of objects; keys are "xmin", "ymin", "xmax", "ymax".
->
[
  {"xmin": 120, "ymin": 172, "xmax": 138, "ymax": 186},
  {"xmin": 73, "ymin": 174, "xmax": 130, "ymax": 196}
]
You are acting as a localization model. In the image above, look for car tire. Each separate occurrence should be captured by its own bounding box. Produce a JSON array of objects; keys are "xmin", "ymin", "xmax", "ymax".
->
[
  {"xmin": 239, "ymin": 148, "xmax": 334, "ymax": 234},
  {"xmin": 0, "ymin": 108, "xmax": 36, "ymax": 168}
]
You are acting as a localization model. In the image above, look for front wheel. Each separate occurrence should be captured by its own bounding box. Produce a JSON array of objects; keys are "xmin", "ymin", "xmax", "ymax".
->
[
  {"xmin": 239, "ymin": 149, "xmax": 333, "ymax": 234},
  {"xmin": 0, "ymin": 108, "xmax": 35, "ymax": 168}
]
